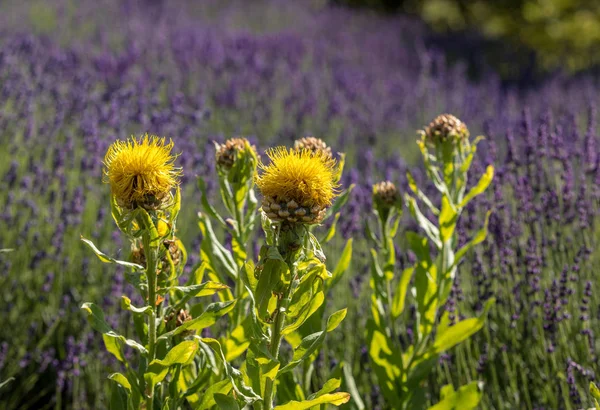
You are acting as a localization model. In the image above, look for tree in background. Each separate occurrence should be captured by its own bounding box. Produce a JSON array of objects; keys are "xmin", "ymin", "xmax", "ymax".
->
[{"xmin": 333, "ymin": 0, "xmax": 600, "ymax": 73}]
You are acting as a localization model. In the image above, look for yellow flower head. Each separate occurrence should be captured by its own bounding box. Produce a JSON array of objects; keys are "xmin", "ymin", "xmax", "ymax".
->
[
  {"xmin": 103, "ymin": 134, "xmax": 182, "ymax": 209},
  {"xmin": 256, "ymin": 147, "xmax": 340, "ymax": 224}
]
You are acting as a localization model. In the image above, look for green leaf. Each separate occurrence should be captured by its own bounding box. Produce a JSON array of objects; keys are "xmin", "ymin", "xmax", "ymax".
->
[
  {"xmin": 275, "ymin": 392, "xmax": 351, "ymax": 409},
  {"xmin": 81, "ymin": 237, "xmax": 144, "ymax": 270},
  {"xmin": 454, "ymin": 211, "xmax": 491, "ymax": 265},
  {"xmin": 439, "ymin": 195, "xmax": 458, "ymax": 242},
  {"xmin": 406, "ymin": 196, "xmax": 441, "ymax": 249},
  {"xmin": 0, "ymin": 377, "xmax": 15, "ymax": 391},
  {"xmin": 428, "ymin": 381, "xmax": 483, "ymax": 410},
  {"xmin": 158, "ymin": 300, "xmax": 236, "ymax": 341},
  {"xmin": 440, "ymin": 384, "xmax": 455, "ymax": 399},
  {"xmin": 407, "ymin": 233, "xmax": 438, "ymax": 339},
  {"xmin": 198, "ymin": 337, "xmax": 261, "ymax": 404},
  {"xmin": 591, "ymin": 382, "xmax": 600, "ymax": 409},
  {"xmin": 81, "ymin": 303, "xmax": 147, "ymax": 359},
  {"xmin": 282, "ymin": 291, "xmax": 325, "ymax": 335},
  {"xmin": 171, "ymin": 281, "xmax": 229, "ymax": 309},
  {"xmin": 278, "ymin": 309, "xmax": 346, "ymax": 376},
  {"xmin": 342, "ymin": 363, "xmax": 366, "ymax": 410},
  {"xmin": 103, "ymin": 334, "xmax": 126, "ymax": 363},
  {"xmin": 255, "ymin": 249, "xmax": 287, "ymax": 320},
  {"xmin": 171, "ymin": 185, "xmax": 181, "ymax": 223},
  {"xmin": 307, "ymin": 378, "xmax": 341, "ymax": 400},
  {"xmin": 430, "ymin": 298, "xmax": 495, "ymax": 356},
  {"xmin": 326, "ymin": 308, "xmax": 347, "ymax": 332},
  {"xmin": 108, "ymin": 373, "xmax": 132, "ymax": 392},
  {"xmin": 145, "ymin": 340, "xmax": 199, "ymax": 386},
  {"xmin": 459, "ymin": 165, "xmax": 494, "ymax": 208},
  {"xmin": 198, "ymin": 213, "xmax": 237, "ymax": 281},
  {"xmin": 196, "ymin": 380, "xmax": 232, "ymax": 410},
  {"xmin": 198, "ymin": 177, "xmax": 227, "ymax": 227},
  {"xmin": 329, "ymin": 239, "xmax": 353, "ymax": 291},
  {"xmin": 391, "ymin": 267, "xmax": 414, "ymax": 319},
  {"xmin": 136, "ymin": 207, "xmax": 162, "ymax": 247},
  {"xmin": 110, "ymin": 382, "xmax": 129, "ymax": 410},
  {"xmin": 366, "ymin": 320, "xmax": 402, "ymax": 403},
  {"xmin": 407, "ymin": 171, "xmax": 440, "ymax": 215},
  {"xmin": 121, "ymin": 296, "xmax": 152, "ymax": 315},
  {"xmin": 214, "ymin": 393, "xmax": 240, "ymax": 410},
  {"xmin": 321, "ymin": 212, "xmax": 341, "ymax": 243},
  {"xmin": 325, "ymin": 184, "xmax": 354, "ymax": 220},
  {"xmin": 590, "ymin": 381, "xmax": 600, "ymax": 400}
]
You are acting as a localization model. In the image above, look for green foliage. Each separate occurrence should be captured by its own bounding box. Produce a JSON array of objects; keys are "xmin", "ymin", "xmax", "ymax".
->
[
  {"xmin": 335, "ymin": 0, "xmax": 600, "ymax": 73},
  {"xmin": 82, "ymin": 184, "xmax": 236, "ymax": 409},
  {"xmin": 366, "ymin": 118, "xmax": 495, "ymax": 409}
]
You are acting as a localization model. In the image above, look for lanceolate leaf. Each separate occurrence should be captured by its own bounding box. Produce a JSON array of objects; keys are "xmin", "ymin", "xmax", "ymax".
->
[
  {"xmin": 81, "ymin": 237, "xmax": 144, "ymax": 270},
  {"xmin": 428, "ymin": 381, "xmax": 483, "ymax": 410},
  {"xmin": 274, "ymin": 392, "xmax": 350, "ymax": 409},
  {"xmin": 81, "ymin": 303, "xmax": 148, "ymax": 359},
  {"xmin": 214, "ymin": 393, "xmax": 240, "ymax": 410},
  {"xmin": 145, "ymin": 340, "xmax": 199, "ymax": 385},
  {"xmin": 407, "ymin": 171, "xmax": 440, "ymax": 215},
  {"xmin": 406, "ymin": 196, "xmax": 442, "ymax": 249},
  {"xmin": 453, "ymin": 211, "xmax": 491, "ymax": 266},
  {"xmin": 108, "ymin": 373, "xmax": 132, "ymax": 392},
  {"xmin": 429, "ymin": 298, "xmax": 495, "ymax": 356},
  {"xmin": 459, "ymin": 165, "xmax": 494, "ymax": 208},
  {"xmin": 439, "ymin": 195, "xmax": 458, "ymax": 242},
  {"xmin": 0, "ymin": 378, "xmax": 15, "ymax": 391},
  {"xmin": 365, "ymin": 319, "xmax": 402, "ymax": 404},
  {"xmin": 170, "ymin": 281, "xmax": 229, "ymax": 309},
  {"xmin": 158, "ymin": 300, "xmax": 236, "ymax": 341},
  {"xmin": 328, "ymin": 239, "xmax": 352, "ymax": 291},
  {"xmin": 342, "ymin": 363, "xmax": 366, "ymax": 410},
  {"xmin": 198, "ymin": 213, "xmax": 237, "ymax": 280},
  {"xmin": 198, "ymin": 177, "xmax": 227, "ymax": 228},
  {"xmin": 278, "ymin": 309, "xmax": 347, "ymax": 376},
  {"xmin": 196, "ymin": 380, "xmax": 233, "ymax": 410},
  {"xmin": 391, "ymin": 267, "xmax": 414, "ymax": 319},
  {"xmin": 198, "ymin": 337, "xmax": 261, "ymax": 404}
]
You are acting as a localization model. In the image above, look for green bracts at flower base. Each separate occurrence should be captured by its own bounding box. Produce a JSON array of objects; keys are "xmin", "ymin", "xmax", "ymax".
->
[{"xmin": 366, "ymin": 114, "xmax": 496, "ymax": 409}]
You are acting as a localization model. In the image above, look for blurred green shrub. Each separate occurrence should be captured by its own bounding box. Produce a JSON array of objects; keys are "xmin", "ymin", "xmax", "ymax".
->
[
  {"xmin": 334, "ymin": 0, "xmax": 600, "ymax": 73},
  {"xmin": 29, "ymin": 1, "xmax": 57, "ymax": 35}
]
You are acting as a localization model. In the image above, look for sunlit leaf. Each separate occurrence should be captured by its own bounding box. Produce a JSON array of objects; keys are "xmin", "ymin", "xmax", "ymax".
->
[{"xmin": 459, "ymin": 165, "xmax": 494, "ymax": 208}]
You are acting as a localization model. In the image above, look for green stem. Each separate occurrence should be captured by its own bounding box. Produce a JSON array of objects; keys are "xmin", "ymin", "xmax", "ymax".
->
[
  {"xmin": 145, "ymin": 234, "xmax": 159, "ymax": 409},
  {"xmin": 264, "ymin": 262, "xmax": 297, "ymax": 410}
]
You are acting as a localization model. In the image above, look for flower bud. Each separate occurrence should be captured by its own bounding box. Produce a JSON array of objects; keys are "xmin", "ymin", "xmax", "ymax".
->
[
  {"xmin": 423, "ymin": 114, "xmax": 469, "ymax": 144},
  {"xmin": 293, "ymin": 137, "xmax": 333, "ymax": 158},
  {"xmin": 215, "ymin": 137, "xmax": 258, "ymax": 173},
  {"xmin": 372, "ymin": 181, "xmax": 402, "ymax": 220}
]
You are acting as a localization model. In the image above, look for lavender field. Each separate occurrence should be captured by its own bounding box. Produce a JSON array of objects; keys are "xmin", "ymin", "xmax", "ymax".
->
[{"xmin": 1, "ymin": 0, "xmax": 600, "ymax": 409}]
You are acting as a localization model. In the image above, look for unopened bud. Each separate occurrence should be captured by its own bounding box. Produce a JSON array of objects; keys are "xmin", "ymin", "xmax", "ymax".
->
[{"xmin": 423, "ymin": 114, "xmax": 469, "ymax": 144}]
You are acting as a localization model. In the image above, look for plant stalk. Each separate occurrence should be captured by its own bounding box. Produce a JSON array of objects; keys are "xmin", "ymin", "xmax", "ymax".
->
[{"xmin": 264, "ymin": 260, "xmax": 297, "ymax": 410}]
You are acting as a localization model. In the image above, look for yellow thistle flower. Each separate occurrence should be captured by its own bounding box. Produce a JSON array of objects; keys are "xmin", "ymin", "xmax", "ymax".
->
[
  {"xmin": 103, "ymin": 134, "xmax": 182, "ymax": 209},
  {"xmin": 256, "ymin": 147, "xmax": 340, "ymax": 224}
]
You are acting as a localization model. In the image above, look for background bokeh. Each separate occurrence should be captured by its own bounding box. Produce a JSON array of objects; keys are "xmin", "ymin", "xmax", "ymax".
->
[{"xmin": 1, "ymin": 0, "xmax": 600, "ymax": 409}]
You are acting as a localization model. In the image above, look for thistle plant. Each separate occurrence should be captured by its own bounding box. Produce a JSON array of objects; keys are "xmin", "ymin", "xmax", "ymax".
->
[
  {"xmin": 80, "ymin": 135, "xmax": 234, "ymax": 409},
  {"xmin": 366, "ymin": 114, "xmax": 495, "ymax": 409},
  {"xmin": 235, "ymin": 146, "xmax": 351, "ymax": 410},
  {"xmin": 197, "ymin": 137, "xmax": 260, "ymax": 334}
]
